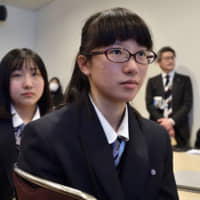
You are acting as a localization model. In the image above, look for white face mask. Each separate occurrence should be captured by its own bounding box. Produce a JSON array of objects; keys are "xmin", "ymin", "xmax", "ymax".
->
[{"xmin": 49, "ymin": 82, "xmax": 59, "ymax": 92}]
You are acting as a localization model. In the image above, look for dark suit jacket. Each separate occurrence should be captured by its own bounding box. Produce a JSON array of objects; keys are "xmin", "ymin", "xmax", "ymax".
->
[
  {"xmin": 0, "ymin": 119, "xmax": 17, "ymax": 200},
  {"xmin": 146, "ymin": 73, "xmax": 193, "ymax": 146},
  {"xmin": 18, "ymin": 99, "xmax": 178, "ymax": 200}
]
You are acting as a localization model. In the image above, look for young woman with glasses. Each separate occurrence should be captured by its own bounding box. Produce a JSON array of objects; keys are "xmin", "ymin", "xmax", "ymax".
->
[{"xmin": 18, "ymin": 8, "xmax": 178, "ymax": 200}]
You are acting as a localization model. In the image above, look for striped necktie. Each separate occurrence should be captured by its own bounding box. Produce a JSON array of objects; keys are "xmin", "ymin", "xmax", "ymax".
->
[
  {"xmin": 14, "ymin": 123, "xmax": 25, "ymax": 146},
  {"xmin": 112, "ymin": 137, "xmax": 126, "ymax": 167},
  {"xmin": 164, "ymin": 74, "xmax": 172, "ymax": 117}
]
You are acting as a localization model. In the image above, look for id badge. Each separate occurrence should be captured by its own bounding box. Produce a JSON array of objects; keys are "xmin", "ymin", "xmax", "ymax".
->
[{"xmin": 153, "ymin": 96, "xmax": 164, "ymax": 109}]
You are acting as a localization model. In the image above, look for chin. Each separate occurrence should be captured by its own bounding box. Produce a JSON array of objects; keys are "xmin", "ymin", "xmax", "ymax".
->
[
  {"xmin": 119, "ymin": 94, "xmax": 137, "ymax": 103},
  {"xmin": 21, "ymin": 101, "xmax": 36, "ymax": 106},
  {"xmin": 127, "ymin": 92, "xmax": 137, "ymax": 101}
]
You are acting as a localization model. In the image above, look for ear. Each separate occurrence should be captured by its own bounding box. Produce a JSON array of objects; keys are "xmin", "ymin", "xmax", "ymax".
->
[{"xmin": 77, "ymin": 55, "xmax": 91, "ymax": 76}]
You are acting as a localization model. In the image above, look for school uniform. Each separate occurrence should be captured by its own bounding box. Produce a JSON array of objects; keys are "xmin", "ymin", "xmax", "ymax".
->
[
  {"xmin": 0, "ymin": 118, "xmax": 16, "ymax": 200},
  {"xmin": 18, "ymin": 97, "xmax": 178, "ymax": 200},
  {"xmin": 0, "ymin": 106, "xmax": 40, "ymax": 200}
]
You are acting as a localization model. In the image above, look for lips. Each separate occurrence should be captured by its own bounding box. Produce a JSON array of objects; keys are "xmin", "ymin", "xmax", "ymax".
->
[
  {"xmin": 22, "ymin": 92, "xmax": 34, "ymax": 97},
  {"xmin": 120, "ymin": 80, "xmax": 138, "ymax": 89}
]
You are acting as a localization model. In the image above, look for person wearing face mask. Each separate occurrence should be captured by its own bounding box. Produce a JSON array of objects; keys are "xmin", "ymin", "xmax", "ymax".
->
[{"xmin": 49, "ymin": 77, "xmax": 64, "ymax": 108}]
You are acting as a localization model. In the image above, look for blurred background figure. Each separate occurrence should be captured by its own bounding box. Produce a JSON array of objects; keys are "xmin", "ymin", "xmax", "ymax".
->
[
  {"xmin": 195, "ymin": 129, "xmax": 200, "ymax": 149},
  {"xmin": 0, "ymin": 48, "xmax": 52, "ymax": 200},
  {"xmin": 49, "ymin": 77, "xmax": 64, "ymax": 108},
  {"xmin": 146, "ymin": 46, "xmax": 193, "ymax": 151}
]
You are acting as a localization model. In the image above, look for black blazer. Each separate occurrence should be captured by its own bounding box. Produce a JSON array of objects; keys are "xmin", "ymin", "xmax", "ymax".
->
[
  {"xmin": 0, "ymin": 119, "xmax": 17, "ymax": 200},
  {"xmin": 146, "ymin": 73, "xmax": 193, "ymax": 145},
  {"xmin": 18, "ymin": 99, "xmax": 178, "ymax": 200}
]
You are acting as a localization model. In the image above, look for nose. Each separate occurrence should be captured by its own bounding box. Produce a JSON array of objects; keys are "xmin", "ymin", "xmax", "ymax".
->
[
  {"xmin": 122, "ymin": 57, "xmax": 139, "ymax": 74},
  {"xmin": 23, "ymin": 74, "xmax": 33, "ymax": 88}
]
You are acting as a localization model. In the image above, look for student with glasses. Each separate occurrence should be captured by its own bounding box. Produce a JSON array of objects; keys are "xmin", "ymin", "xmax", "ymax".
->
[{"xmin": 18, "ymin": 8, "xmax": 178, "ymax": 200}]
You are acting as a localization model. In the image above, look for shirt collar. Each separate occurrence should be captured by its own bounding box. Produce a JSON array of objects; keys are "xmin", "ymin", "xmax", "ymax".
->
[
  {"xmin": 11, "ymin": 104, "xmax": 40, "ymax": 128},
  {"xmin": 89, "ymin": 95, "xmax": 129, "ymax": 144},
  {"xmin": 162, "ymin": 70, "xmax": 175, "ymax": 79}
]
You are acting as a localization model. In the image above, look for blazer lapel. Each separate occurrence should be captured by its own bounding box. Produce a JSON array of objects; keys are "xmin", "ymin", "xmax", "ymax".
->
[
  {"xmin": 78, "ymin": 102, "xmax": 125, "ymax": 200},
  {"xmin": 120, "ymin": 106, "xmax": 149, "ymax": 199},
  {"xmin": 157, "ymin": 75, "xmax": 165, "ymax": 95},
  {"xmin": 171, "ymin": 73, "xmax": 180, "ymax": 97}
]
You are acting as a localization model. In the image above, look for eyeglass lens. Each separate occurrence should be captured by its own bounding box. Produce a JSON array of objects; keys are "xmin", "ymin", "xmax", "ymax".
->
[{"xmin": 106, "ymin": 48, "xmax": 156, "ymax": 64}]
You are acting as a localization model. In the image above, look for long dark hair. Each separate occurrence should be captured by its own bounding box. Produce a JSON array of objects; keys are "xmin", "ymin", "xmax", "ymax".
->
[
  {"xmin": 64, "ymin": 7, "xmax": 153, "ymax": 104},
  {"xmin": 0, "ymin": 48, "xmax": 52, "ymax": 119}
]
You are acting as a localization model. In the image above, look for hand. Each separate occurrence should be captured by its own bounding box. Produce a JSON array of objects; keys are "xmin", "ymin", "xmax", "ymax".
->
[
  {"xmin": 157, "ymin": 118, "xmax": 175, "ymax": 136},
  {"xmin": 157, "ymin": 118, "xmax": 173, "ymax": 131},
  {"xmin": 168, "ymin": 127, "xmax": 175, "ymax": 137}
]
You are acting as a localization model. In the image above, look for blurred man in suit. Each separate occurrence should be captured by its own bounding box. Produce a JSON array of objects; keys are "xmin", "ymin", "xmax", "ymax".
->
[{"xmin": 146, "ymin": 46, "xmax": 193, "ymax": 151}]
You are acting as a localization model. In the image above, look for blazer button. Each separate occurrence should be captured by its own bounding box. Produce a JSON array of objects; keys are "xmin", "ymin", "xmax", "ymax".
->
[{"xmin": 150, "ymin": 169, "xmax": 156, "ymax": 175}]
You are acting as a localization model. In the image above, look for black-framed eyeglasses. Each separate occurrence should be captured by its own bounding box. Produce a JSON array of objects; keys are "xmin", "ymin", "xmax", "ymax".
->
[{"xmin": 86, "ymin": 48, "xmax": 157, "ymax": 64}]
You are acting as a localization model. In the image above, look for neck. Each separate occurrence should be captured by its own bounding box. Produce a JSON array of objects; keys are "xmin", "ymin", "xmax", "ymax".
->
[
  {"xmin": 91, "ymin": 94, "xmax": 126, "ymax": 131},
  {"xmin": 163, "ymin": 69, "xmax": 173, "ymax": 74},
  {"xmin": 14, "ymin": 105, "xmax": 37, "ymax": 124}
]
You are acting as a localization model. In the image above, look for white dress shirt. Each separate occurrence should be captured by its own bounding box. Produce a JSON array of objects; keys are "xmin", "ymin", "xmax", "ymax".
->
[
  {"xmin": 11, "ymin": 104, "xmax": 40, "ymax": 145},
  {"xmin": 162, "ymin": 70, "xmax": 175, "ymax": 87},
  {"xmin": 89, "ymin": 95, "xmax": 129, "ymax": 144}
]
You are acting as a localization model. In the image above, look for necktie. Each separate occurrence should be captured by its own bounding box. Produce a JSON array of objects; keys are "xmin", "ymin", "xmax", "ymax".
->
[
  {"xmin": 14, "ymin": 124, "xmax": 25, "ymax": 146},
  {"xmin": 112, "ymin": 137, "xmax": 126, "ymax": 167},
  {"xmin": 164, "ymin": 75, "xmax": 172, "ymax": 117}
]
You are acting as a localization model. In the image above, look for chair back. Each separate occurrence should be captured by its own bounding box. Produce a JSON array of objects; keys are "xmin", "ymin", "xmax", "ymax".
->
[{"xmin": 13, "ymin": 167, "xmax": 97, "ymax": 200}]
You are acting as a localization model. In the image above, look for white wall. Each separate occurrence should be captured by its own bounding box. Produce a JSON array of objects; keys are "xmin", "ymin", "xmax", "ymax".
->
[
  {"xmin": 1, "ymin": 1, "xmax": 198, "ymax": 146},
  {"xmin": 0, "ymin": 5, "xmax": 36, "ymax": 59},
  {"xmin": 35, "ymin": 0, "xmax": 200, "ymax": 146}
]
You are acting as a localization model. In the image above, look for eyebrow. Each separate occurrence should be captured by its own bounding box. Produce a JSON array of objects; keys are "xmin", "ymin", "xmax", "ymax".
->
[{"xmin": 12, "ymin": 66, "xmax": 39, "ymax": 73}]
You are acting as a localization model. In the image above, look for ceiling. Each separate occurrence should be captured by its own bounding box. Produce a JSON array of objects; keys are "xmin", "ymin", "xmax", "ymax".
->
[{"xmin": 0, "ymin": 0, "xmax": 54, "ymax": 10}]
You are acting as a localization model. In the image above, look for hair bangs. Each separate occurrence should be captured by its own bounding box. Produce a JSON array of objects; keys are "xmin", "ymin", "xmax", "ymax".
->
[
  {"xmin": 10, "ymin": 57, "xmax": 24, "ymax": 72},
  {"xmin": 86, "ymin": 8, "xmax": 152, "ymax": 51}
]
